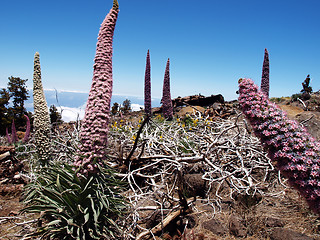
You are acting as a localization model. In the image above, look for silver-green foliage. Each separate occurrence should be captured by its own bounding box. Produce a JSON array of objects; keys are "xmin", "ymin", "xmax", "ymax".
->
[{"xmin": 22, "ymin": 163, "xmax": 126, "ymax": 239}]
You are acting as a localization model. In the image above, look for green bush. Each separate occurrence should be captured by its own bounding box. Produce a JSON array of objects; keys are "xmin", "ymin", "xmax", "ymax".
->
[
  {"xmin": 291, "ymin": 93, "xmax": 302, "ymax": 101},
  {"xmin": 270, "ymin": 97, "xmax": 282, "ymax": 103},
  {"xmin": 21, "ymin": 163, "xmax": 127, "ymax": 239},
  {"xmin": 181, "ymin": 115, "xmax": 193, "ymax": 126}
]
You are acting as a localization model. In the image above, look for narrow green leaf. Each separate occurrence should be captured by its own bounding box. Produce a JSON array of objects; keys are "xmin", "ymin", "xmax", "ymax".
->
[
  {"xmin": 84, "ymin": 213, "xmax": 90, "ymax": 224},
  {"xmin": 56, "ymin": 174, "xmax": 62, "ymax": 191},
  {"xmin": 47, "ymin": 219, "xmax": 62, "ymax": 226},
  {"xmin": 90, "ymin": 196, "xmax": 99, "ymax": 225},
  {"xmin": 81, "ymin": 176, "xmax": 94, "ymax": 194}
]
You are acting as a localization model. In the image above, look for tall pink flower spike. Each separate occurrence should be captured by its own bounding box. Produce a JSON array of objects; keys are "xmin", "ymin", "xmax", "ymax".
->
[
  {"xmin": 239, "ymin": 78, "xmax": 320, "ymax": 215},
  {"xmin": 23, "ymin": 114, "xmax": 31, "ymax": 143},
  {"xmin": 75, "ymin": 0, "xmax": 119, "ymax": 174},
  {"xmin": 261, "ymin": 48, "xmax": 270, "ymax": 98},
  {"xmin": 162, "ymin": 58, "xmax": 173, "ymax": 120},
  {"xmin": 11, "ymin": 119, "xmax": 18, "ymax": 143},
  {"xmin": 144, "ymin": 50, "xmax": 151, "ymax": 116},
  {"xmin": 6, "ymin": 127, "xmax": 12, "ymax": 145}
]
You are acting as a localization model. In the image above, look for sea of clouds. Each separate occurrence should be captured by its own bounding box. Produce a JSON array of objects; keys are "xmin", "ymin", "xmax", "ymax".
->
[
  {"xmin": 56, "ymin": 103, "xmax": 145, "ymax": 122},
  {"xmin": 25, "ymin": 90, "xmax": 160, "ymax": 122}
]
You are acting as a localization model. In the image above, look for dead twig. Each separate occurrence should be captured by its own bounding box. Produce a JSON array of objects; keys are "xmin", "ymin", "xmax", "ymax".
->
[{"xmin": 125, "ymin": 116, "xmax": 150, "ymax": 165}]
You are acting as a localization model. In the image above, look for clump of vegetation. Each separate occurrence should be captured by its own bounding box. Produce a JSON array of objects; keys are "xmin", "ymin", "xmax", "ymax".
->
[
  {"xmin": 49, "ymin": 104, "xmax": 63, "ymax": 128},
  {"xmin": 269, "ymin": 97, "xmax": 283, "ymax": 103},
  {"xmin": 291, "ymin": 74, "xmax": 313, "ymax": 101},
  {"xmin": 0, "ymin": 76, "xmax": 30, "ymax": 136},
  {"xmin": 111, "ymin": 102, "xmax": 120, "ymax": 115},
  {"xmin": 22, "ymin": 163, "xmax": 126, "ymax": 239},
  {"xmin": 301, "ymin": 74, "xmax": 313, "ymax": 100},
  {"xmin": 181, "ymin": 115, "xmax": 194, "ymax": 127},
  {"xmin": 121, "ymin": 99, "xmax": 132, "ymax": 114},
  {"xmin": 291, "ymin": 92, "xmax": 303, "ymax": 101},
  {"xmin": 0, "ymin": 88, "xmax": 10, "ymax": 135},
  {"xmin": 7, "ymin": 76, "xmax": 30, "ymax": 129}
]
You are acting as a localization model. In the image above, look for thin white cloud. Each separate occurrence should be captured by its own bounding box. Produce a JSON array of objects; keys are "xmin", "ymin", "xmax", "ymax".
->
[
  {"xmin": 44, "ymin": 89, "xmax": 89, "ymax": 94},
  {"xmin": 112, "ymin": 92, "xmax": 144, "ymax": 98}
]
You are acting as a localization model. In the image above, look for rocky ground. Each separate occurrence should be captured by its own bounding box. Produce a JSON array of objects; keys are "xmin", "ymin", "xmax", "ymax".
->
[{"xmin": 1, "ymin": 93, "xmax": 320, "ymax": 239}]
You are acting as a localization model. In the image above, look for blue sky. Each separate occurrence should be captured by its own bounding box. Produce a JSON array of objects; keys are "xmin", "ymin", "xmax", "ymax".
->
[{"xmin": 1, "ymin": 0, "xmax": 320, "ymax": 101}]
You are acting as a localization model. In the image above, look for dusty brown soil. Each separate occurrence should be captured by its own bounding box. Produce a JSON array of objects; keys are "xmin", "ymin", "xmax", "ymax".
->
[
  {"xmin": 277, "ymin": 98, "xmax": 320, "ymax": 141},
  {"xmin": 278, "ymin": 104, "xmax": 304, "ymax": 119},
  {"xmin": 0, "ymin": 188, "xmax": 37, "ymax": 240},
  {"xmin": 0, "ymin": 192, "xmax": 23, "ymax": 216}
]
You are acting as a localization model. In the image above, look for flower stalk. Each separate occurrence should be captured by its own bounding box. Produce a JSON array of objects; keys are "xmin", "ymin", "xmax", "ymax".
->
[
  {"xmin": 238, "ymin": 78, "xmax": 320, "ymax": 215},
  {"xmin": 144, "ymin": 50, "xmax": 151, "ymax": 116},
  {"xmin": 11, "ymin": 119, "xmax": 18, "ymax": 143},
  {"xmin": 261, "ymin": 48, "xmax": 270, "ymax": 98},
  {"xmin": 33, "ymin": 52, "xmax": 52, "ymax": 164},
  {"xmin": 23, "ymin": 114, "xmax": 31, "ymax": 143},
  {"xmin": 6, "ymin": 127, "xmax": 12, "ymax": 145},
  {"xmin": 162, "ymin": 58, "xmax": 173, "ymax": 120},
  {"xmin": 75, "ymin": 0, "xmax": 119, "ymax": 174}
]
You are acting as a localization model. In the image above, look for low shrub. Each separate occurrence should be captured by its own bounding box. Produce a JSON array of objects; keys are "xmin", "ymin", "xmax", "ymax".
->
[{"xmin": 22, "ymin": 163, "xmax": 126, "ymax": 239}]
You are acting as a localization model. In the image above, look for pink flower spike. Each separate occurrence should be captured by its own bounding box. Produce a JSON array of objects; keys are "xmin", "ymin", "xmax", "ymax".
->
[
  {"xmin": 76, "ymin": 0, "xmax": 119, "ymax": 175},
  {"xmin": 161, "ymin": 58, "xmax": 173, "ymax": 120},
  {"xmin": 238, "ymin": 78, "xmax": 320, "ymax": 216},
  {"xmin": 23, "ymin": 114, "xmax": 31, "ymax": 143}
]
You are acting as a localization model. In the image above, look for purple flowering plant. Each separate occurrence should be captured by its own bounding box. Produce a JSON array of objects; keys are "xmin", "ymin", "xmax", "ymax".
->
[
  {"xmin": 6, "ymin": 127, "xmax": 12, "ymax": 145},
  {"xmin": 260, "ymin": 48, "xmax": 270, "ymax": 98},
  {"xmin": 75, "ymin": 0, "xmax": 119, "ymax": 174},
  {"xmin": 11, "ymin": 119, "xmax": 18, "ymax": 143},
  {"xmin": 144, "ymin": 50, "xmax": 151, "ymax": 116},
  {"xmin": 162, "ymin": 58, "xmax": 173, "ymax": 120},
  {"xmin": 23, "ymin": 114, "xmax": 31, "ymax": 143},
  {"xmin": 22, "ymin": 2, "xmax": 126, "ymax": 239},
  {"xmin": 238, "ymin": 78, "xmax": 320, "ymax": 215}
]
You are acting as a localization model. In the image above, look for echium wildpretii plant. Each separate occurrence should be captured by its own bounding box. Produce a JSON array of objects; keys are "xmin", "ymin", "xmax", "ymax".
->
[
  {"xmin": 238, "ymin": 78, "xmax": 320, "ymax": 215},
  {"xmin": 6, "ymin": 127, "xmax": 12, "ymax": 144},
  {"xmin": 261, "ymin": 48, "xmax": 269, "ymax": 98},
  {"xmin": 6, "ymin": 119, "xmax": 18, "ymax": 144},
  {"xmin": 144, "ymin": 49, "xmax": 151, "ymax": 116},
  {"xmin": 6, "ymin": 116, "xmax": 30, "ymax": 144},
  {"xmin": 22, "ymin": 2, "xmax": 126, "ymax": 240},
  {"xmin": 161, "ymin": 58, "xmax": 173, "ymax": 120},
  {"xmin": 75, "ymin": 0, "xmax": 119, "ymax": 174},
  {"xmin": 22, "ymin": 163, "xmax": 126, "ymax": 239},
  {"xmin": 11, "ymin": 119, "xmax": 18, "ymax": 143},
  {"xmin": 33, "ymin": 52, "xmax": 52, "ymax": 164}
]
